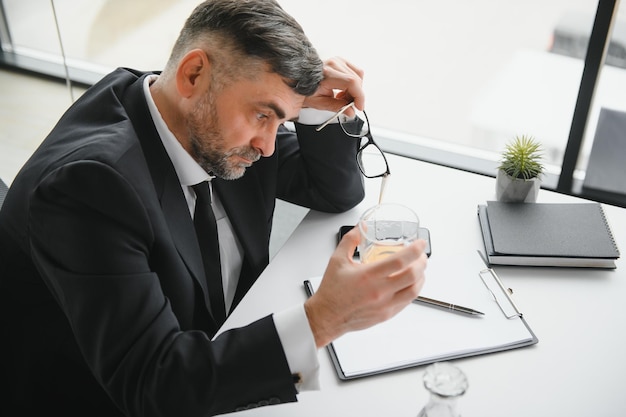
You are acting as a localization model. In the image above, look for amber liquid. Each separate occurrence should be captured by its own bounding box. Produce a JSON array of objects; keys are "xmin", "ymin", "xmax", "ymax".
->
[{"xmin": 361, "ymin": 241, "xmax": 405, "ymax": 264}]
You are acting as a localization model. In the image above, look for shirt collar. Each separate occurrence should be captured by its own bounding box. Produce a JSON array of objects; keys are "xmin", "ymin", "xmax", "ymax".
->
[{"xmin": 143, "ymin": 74, "xmax": 211, "ymax": 187}]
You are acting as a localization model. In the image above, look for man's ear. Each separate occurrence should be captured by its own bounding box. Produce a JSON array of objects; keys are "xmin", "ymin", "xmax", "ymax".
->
[{"xmin": 175, "ymin": 49, "xmax": 211, "ymax": 98}]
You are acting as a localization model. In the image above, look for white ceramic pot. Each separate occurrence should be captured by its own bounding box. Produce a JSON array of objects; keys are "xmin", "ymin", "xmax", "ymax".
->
[{"xmin": 495, "ymin": 169, "xmax": 540, "ymax": 203}]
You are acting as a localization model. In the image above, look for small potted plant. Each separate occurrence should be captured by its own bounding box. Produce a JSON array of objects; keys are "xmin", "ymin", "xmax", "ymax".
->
[{"xmin": 496, "ymin": 135, "xmax": 544, "ymax": 202}]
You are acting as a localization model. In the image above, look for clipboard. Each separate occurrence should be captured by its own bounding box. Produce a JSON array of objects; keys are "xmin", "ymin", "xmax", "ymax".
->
[{"xmin": 303, "ymin": 254, "xmax": 538, "ymax": 380}]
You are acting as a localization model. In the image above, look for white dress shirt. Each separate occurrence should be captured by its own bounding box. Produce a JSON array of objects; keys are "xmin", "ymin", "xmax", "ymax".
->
[{"xmin": 143, "ymin": 75, "xmax": 320, "ymax": 390}]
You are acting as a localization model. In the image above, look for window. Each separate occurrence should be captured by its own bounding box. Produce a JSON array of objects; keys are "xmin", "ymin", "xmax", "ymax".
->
[
  {"xmin": 279, "ymin": 1, "xmax": 598, "ymax": 172},
  {"xmin": 577, "ymin": 2, "xmax": 626, "ymax": 205},
  {"xmin": 1, "ymin": 0, "xmax": 622, "ymax": 205}
]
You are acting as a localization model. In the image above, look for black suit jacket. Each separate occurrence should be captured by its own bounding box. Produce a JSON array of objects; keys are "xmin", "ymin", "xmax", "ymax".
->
[{"xmin": 0, "ymin": 68, "xmax": 364, "ymax": 416}]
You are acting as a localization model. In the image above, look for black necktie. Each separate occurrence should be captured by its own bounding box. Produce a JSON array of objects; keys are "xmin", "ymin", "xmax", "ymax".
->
[{"xmin": 192, "ymin": 181, "xmax": 226, "ymax": 325}]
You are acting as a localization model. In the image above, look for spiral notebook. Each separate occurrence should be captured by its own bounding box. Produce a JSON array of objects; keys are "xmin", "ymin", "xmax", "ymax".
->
[
  {"xmin": 478, "ymin": 201, "xmax": 620, "ymax": 268},
  {"xmin": 304, "ymin": 251, "xmax": 538, "ymax": 380}
]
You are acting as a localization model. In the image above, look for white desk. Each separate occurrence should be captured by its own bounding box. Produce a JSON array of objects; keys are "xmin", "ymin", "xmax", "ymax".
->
[{"xmin": 221, "ymin": 154, "xmax": 626, "ymax": 417}]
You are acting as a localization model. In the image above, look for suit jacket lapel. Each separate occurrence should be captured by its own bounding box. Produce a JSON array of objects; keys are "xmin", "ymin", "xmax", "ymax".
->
[
  {"xmin": 120, "ymin": 72, "xmax": 214, "ymax": 318},
  {"xmin": 119, "ymin": 69, "xmax": 273, "ymax": 319}
]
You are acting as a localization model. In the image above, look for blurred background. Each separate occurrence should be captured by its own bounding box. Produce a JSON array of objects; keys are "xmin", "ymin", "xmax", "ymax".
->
[{"xmin": 1, "ymin": 0, "xmax": 625, "ymax": 200}]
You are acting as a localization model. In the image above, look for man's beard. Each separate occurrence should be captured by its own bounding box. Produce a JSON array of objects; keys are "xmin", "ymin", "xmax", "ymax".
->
[{"xmin": 187, "ymin": 91, "xmax": 261, "ymax": 180}]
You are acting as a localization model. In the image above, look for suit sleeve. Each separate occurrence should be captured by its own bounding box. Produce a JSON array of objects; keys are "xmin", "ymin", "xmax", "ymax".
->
[
  {"xmin": 28, "ymin": 161, "xmax": 297, "ymax": 416},
  {"xmin": 275, "ymin": 122, "xmax": 365, "ymax": 213}
]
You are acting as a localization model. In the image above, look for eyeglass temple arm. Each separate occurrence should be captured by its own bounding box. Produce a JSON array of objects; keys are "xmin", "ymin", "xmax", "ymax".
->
[
  {"xmin": 315, "ymin": 102, "xmax": 356, "ymax": 132},
  {"xmin": 378, "ymin": 173, "xmax": 389, "ymax": 204}
]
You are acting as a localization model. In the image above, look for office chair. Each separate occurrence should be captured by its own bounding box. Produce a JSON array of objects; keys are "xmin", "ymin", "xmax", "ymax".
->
[
  {"xmin": 0, "ymin": 176, "xmax": 10, "ymax": 412},
  {"xmin": 0, "ymin": 177, "xmax": 7, "ymax": 209},
  {"xmin": 582, "ymin": 107, "xmax": 626, "ymax": 208}
]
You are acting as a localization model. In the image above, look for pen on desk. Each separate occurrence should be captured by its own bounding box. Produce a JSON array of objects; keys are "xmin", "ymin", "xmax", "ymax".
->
[{"xmin": 413, "ymin": 296, "xmax": 485, "ymax": 316}]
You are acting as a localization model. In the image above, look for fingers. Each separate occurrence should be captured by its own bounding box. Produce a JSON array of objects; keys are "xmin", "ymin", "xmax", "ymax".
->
[
  {"xmin": 365, "ymin": 240, "xmax": 427, "ymax": 285},
  {"xmin": 390, "ymin": 245, "xmax": 428, "ymax": 303},
  {"xmin": 305, "ymin": 235, "xmax": 428, "ymax": 348},
  {"xmin": 303, "ymin": 56, "xmax": 365, "ymax": 112},
  {"xmin": 363, "ymin": 240, "xmax": 427, "ymax": 307},
  {"xmin": 336, "ymin": 225, "xmax": 360, "ymax": 259},
  {"xmin": 323, "ymin": 57, "xmax": 365, "ymax": 109}
]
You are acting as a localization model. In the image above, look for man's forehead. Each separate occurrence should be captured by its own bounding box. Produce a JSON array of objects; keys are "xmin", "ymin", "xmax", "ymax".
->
[{"xmin": 244, "ymin": 72, "xmax": 305, "ymax": 118}]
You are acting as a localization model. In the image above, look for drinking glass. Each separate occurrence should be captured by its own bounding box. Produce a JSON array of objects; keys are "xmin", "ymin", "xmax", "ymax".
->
[
  {"xmin": 358, "ymin": 203, "xmax": 419, "ymax": 264},
  {"xmin": 417, "ymin": 362, "xmax": 468, "ymax": 417}
]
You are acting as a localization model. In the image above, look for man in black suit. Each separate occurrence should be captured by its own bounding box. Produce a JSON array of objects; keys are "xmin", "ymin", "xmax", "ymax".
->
[{"xmin": 0, "ymin": 1, "xmax": 428, "ymax": 415}]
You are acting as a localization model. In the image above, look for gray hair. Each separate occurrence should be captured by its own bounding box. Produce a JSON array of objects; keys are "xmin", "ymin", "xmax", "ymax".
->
[{"xmin": 165, "ymin": 0, "xmax": 323, "ymax": 96}]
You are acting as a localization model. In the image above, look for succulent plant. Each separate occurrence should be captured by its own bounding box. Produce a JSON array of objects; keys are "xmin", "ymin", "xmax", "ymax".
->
[{"xmin": 498, "ymin": 135, "xmax": 544, "ymax": 180}]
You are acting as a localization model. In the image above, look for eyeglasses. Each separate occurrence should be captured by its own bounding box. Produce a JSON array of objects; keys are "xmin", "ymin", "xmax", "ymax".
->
[{"xmin": 316, "ymin": 103, "xmax": 391, "ymax": 203}]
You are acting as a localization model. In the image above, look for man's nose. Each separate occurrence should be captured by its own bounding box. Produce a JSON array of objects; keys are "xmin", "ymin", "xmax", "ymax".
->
[{"xmin": 251, "ymin": 126, "xmax": 277, "ymax": 157}]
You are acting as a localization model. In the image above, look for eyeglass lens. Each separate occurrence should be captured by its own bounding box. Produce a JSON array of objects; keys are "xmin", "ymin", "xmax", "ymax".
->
[
  {"xmin": 339, "ymin": 108, "xmax": 369, "ymax": 137},
  {"xmin": 316, "ymin": 104, "xmax": 390, "ymax": 179},
  {"xmin": 357, "ymin": 139, "xmax": 388, "ymax": 178}
]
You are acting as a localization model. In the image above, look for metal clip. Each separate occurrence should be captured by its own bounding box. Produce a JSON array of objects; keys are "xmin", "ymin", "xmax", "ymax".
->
[{"xmin": 479, "ymin": 268, "xmax": 523, "ymax": 319}]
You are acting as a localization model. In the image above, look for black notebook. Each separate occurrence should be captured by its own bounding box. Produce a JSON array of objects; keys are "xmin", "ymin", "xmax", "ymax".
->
[{"xmin": 478, "ymin": 201, "xmax": 620, "ymax": 268}]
